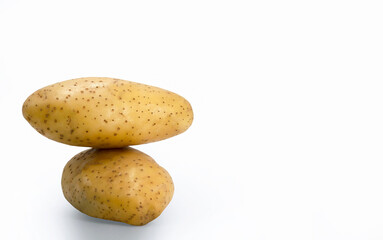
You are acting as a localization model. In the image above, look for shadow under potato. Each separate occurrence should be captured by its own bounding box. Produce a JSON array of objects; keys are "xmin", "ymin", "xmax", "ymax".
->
[
  {"xmin": 74, "ymin": 211, "xmax": 133, "ymax": 226},
  {"xmin": 68, "ymin": 210, "xmax": 157, "ymax": 240}
]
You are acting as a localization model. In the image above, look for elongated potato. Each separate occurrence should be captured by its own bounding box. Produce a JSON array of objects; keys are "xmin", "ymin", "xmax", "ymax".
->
[
  {"xmin": 22, "ymin": 77, "xmax": 193, "ymax": 148},
  {"xmin": 62, "ymin": 147, "xmax": 174, "ymax": 226}
]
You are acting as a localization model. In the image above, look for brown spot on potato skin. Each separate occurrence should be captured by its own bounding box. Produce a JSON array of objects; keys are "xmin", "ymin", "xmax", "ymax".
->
[
  {"xmin": 22, "ymin": 77, "xmax": 193, "ymax": 148},
  {"xmin": 61, "ymin": 147, "xmax": 174, "ymax": 226}
]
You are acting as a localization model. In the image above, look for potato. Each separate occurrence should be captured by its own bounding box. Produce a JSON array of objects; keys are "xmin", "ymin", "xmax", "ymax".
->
[
  {"xmin": 61, "ymin": 147, "xmax": 174, "ymax": 226},
  {"xmin": 22, "ymin": 77, "xmax": 193, "ymax": 148}
]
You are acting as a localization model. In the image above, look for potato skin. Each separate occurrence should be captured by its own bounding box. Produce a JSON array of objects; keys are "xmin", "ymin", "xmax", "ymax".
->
[
  {"xmin": 61, "ymin": 147, "xmax": 174, "ymax": 226},
  {"xmin": 22, "ymin": 77, "xmax": 193, "ymax": 148}
]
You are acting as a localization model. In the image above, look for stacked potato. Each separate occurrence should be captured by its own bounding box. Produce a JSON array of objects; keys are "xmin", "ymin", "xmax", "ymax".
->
[{"xmin": 22, "ymin": 77, "xmax": 193, "ymax": 225}]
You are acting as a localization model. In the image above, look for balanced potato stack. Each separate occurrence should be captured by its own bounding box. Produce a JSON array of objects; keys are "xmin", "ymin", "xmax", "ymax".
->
[{"xmin": 22, "ymin": 77, "xmax": 193, "ymax": 225}]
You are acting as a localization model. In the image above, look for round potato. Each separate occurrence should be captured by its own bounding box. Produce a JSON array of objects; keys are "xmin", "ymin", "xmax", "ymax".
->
[
  {"xmin": 62, "ymin": 147, "xmax": 174, "ymax": 226},
  {"xmin": 22, "ymin": 77, "xmax": 193, "ymax": 148}
]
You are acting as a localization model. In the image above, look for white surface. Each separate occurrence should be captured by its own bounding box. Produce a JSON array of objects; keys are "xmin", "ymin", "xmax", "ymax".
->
[{"xmin": 1, "ymin": 0, "xmax": 383, "ymax": 239}]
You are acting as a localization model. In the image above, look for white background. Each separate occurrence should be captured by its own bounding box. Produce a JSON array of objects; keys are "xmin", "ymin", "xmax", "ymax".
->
[{"xmin": 1, "ymin": 0, "xmax": 383, "ymax": 239}]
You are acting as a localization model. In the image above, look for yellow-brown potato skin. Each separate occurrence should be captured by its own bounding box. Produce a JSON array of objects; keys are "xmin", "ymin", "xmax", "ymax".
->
[
  {"xmin": 61, "ymin": 148, "xmax": 174, "ymax": 226},
  {"xmin": 22, "ymin": 77, "xmax": 193, "ymax": 148}
]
